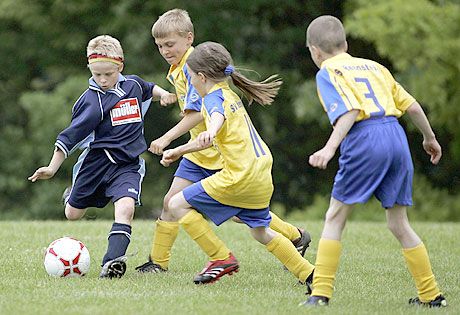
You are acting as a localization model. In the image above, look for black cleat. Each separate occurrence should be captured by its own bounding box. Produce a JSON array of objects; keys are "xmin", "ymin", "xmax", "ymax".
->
[
  {"xmin": 292, "ymin": 228, "xmax": 311, "ymax": 257},
  {"xmin": 304, "ymin": 270, "xmax": 314, "ymax": 295},
  {"xmin": 135, "ymin": 258, "xmax": 167, "ymax": 273},
  {"xmin": 100, "ymin": 256, "xmax": 127, "ymax": 279},
  {"xmin": 409, "ymin": 294, "xmax": 447, "ymax": 308},
  {"xmin": 62, "ymin": 186, "xmax": 72, "ymax": 205},
  {"xmin": 299, "ymin": 295, "xmax": 329, "ymax": 307}
]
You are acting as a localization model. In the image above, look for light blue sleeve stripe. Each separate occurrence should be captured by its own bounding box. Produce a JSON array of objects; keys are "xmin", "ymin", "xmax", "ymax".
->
[
  {"xmin": 183, "ymin": 65, "xmax": 202, "ymax": 112},
  {"xmin": 316, "ymin": 68, "xmax": 352, "ymax": 125}
]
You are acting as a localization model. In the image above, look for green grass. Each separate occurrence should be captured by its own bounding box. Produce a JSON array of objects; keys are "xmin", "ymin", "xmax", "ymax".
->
[{"xmin": 0, "ymin": 220, "xmax": 457, "ymax": 314}]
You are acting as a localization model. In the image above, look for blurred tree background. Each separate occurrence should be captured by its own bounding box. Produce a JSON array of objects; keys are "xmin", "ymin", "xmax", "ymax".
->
[{"xmin": 0, "ymin": 0, "xmax": 458, "ymax": 221}]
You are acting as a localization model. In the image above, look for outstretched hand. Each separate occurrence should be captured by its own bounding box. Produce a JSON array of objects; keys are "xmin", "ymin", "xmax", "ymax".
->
[
  {"xmin": 423, "ymin": 138, "xmax": 442, "ymax": 165},
  {"xmin": 28, "ymin": 166, "xmax": 56, "ymax": 182}
]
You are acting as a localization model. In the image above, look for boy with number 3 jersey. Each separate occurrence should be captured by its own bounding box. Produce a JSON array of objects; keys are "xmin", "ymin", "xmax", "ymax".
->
[{"xmin": 300, "ymin": 16, "xmax": 446, "ymax": 307}]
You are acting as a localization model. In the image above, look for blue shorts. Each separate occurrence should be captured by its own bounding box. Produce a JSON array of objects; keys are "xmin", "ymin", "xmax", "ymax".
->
[
  {"xmin": 183, "ymin": 182, "xmax": 272, "ymax": 227},
  {"xmin": 174, "ymin": 157, "xmax": 218, "ymax": 182},
  {"xmin": 68, "ymin": 149, "xmax": 145, "ymax": 209},
  {"xmin": 332, "ymin": 116, "xmax": 413, "ymax": 208}
]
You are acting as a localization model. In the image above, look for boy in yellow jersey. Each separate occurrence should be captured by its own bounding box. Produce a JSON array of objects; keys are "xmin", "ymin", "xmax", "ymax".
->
[
  {"xmin": 136, "ymin": 9, "xmax": 312, "ymax": 273},
  {"xmin": 300, "ymin": 16, "xmax": 446, "ymax": 307},
  {"xmin": 159, "ymin": 41, "xmax": 315, "ymax": 287}
]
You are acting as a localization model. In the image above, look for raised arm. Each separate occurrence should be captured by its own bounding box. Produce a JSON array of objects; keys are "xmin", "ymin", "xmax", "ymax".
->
[
  {"xmin": 152, "ymin": 85, "xmax": 177, "ymax": 106},
  {"xmin": 405, "ymin": 102, "xmax": 442, "ymax": 164}
]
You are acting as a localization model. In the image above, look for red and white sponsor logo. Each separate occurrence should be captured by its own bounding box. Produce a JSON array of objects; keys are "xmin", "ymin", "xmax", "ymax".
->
[{"xmin": 110, "ymin": 98, "xmax": 142, "ymax": 126}]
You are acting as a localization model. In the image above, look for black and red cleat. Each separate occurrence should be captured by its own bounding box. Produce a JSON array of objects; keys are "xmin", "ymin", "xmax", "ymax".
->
[{"xmin": 193, "ymin": 253, "xmax": 239, "ymax": 284}]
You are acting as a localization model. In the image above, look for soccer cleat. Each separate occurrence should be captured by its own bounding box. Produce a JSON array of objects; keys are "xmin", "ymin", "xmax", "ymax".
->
[
  {"xmin": 304, "ymin": 270, "xmax": 314, "ymax": 295},
  {"xmin": 408, "ymin": 294, "xmax": 447, "ymax": 308},
  {"xmin": 299, "ymin": 295, "xmax": 329, "ymax": 307},
  {"xmin": 292, "ymin": 228, "xmax": 311, "ymax": 257},
  {"xmin": 193, "ymin": 253, "xmax": 239, "ymax": 284},
  {"xmin": 62, "ymin": 186, "xmax": 72, "ymax": 205},
  {"xmin": 135, "ymin": 257, "xmax": 167, "ymax": 273},
  {"xmin": 100, "ymin": 256, "xmax": 127, "ymax": 279}
]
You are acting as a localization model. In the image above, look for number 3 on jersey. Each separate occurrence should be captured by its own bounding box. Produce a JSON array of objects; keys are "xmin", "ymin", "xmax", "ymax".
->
[
  {"xmin": 244, "ymin": 114, "xmax": 266, "ymax": 158},
  {"xmin": 354, "ymin": 77, "xmax": 385, "ymax": 117}
]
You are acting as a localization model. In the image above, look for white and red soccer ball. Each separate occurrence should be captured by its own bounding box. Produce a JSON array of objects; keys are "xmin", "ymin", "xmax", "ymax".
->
[{"xmin": 44, "ymin": 237, "xmax": 90, "ymax": 277}]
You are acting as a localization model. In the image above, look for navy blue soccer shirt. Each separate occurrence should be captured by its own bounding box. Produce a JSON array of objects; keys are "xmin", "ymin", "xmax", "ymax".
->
[{"xmin": 55, "ymin": 74, "xmax": 154, "ymax": 163}]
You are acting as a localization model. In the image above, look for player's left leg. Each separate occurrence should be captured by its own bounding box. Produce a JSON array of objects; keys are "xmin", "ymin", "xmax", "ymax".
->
[
  {"xmin": 251, "ymin": 226, "xmax": 314, "ymax": 292},
  {"xmin": 64, "ymin": 204, "xmax": 87, "ymax": 220},
  {"xmin": 100, "ymin": 197, "xmax": 135, "ymax": 279},
  {"xmin": 233, "ymin": 213, "xmax": 311, "ymax": 256},
  {"xmin": 386, "ymin": 205, "xmax": 446, "ymax": 307}
]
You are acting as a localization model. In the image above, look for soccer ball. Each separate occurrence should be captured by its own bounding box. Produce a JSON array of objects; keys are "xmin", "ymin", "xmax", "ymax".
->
[{"xmin": 44, "ymin": 237, "xmax": 90, "ymax": 277}]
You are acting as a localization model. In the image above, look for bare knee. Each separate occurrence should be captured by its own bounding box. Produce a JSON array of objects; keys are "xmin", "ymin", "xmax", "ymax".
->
[
  {"xmin": 65, "ymin": 205, "xmax": 85, "ymax": 221},
  {"xmin": 114, "ymin": 198, "xmax": 135, "ymax": 224}
]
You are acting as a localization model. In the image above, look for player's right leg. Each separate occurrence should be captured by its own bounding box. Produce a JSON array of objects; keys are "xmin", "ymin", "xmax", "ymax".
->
[
  {"xmin": 301, "ymin": 197, "xmax": 353, "ymax": 307},
  {"xmin": 386, "ymin": 205, "xmax": 446, "ymax": 307},
  {"xmin": 136, "ymin": 176, "xmax": 192, "ymax": 273},
  {"xmin": 64, "ymin": 204, "xmax": 87, "ymax": 220}
]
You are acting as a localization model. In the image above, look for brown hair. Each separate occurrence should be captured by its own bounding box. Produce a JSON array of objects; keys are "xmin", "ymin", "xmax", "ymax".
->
[
  {"xmin": 187, "ymin": 42, "xmax": 282, "ymax": 105},
  {"xmin": 306, "ymin": 15, "xmax": 346, "ymax": 54},
  {"xmin": 152, "ymin": 8, "xmax": 194, "ymax": 39}
]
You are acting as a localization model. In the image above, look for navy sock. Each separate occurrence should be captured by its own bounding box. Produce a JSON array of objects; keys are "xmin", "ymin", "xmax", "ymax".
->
[{"xmin": 102, "ymin": 222, "xmax": 131, "ymax": 266}]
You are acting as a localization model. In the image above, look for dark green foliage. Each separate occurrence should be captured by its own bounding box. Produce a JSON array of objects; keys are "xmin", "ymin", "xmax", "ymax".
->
[{"xmin": 0, "ymin": 0, "xmax": 459, "ymax": 220}]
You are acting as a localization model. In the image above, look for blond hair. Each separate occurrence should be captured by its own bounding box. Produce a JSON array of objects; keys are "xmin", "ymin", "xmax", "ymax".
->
[
  {"xmin": 86, "ymin": 35, "xmax": 124, "ymax": 60},
  {"xmin": 187, "ymin": 42, "xmax": 282, "ymax": 105},
  {"xmin": 306, "ymin": 15, "xmax": 346, "ymax": 54},
  {"xmin": 152, "ymin": 8, "xmax": 194, "ymax": 39}
]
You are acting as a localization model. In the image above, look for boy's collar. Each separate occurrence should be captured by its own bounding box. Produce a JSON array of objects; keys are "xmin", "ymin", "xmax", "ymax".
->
[
  {"xmin": 88, "ymin": 74, "xmax": 126, "ymax": 93},
  {"xmin": 167, "ymin": 47, "xmax": 194, "ymax": 82},
  {"xmin": 320, "ymin": 52, "xmax": 350, "ymax": 68}
]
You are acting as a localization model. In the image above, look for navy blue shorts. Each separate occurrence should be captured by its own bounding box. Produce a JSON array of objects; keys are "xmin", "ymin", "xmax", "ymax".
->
[
  {"xmin": 68, "ymin": 149, "xmax": 145, "ymax": 209},
  {"xmin": 183, "ymin": 182, "xmax": 272, "ymax": 227},
  {"xmin": 332, "ymin": 116, "xmax": 413, "ymax": 208},
  {"xmin": 174, "ymin": 157, "xmax": 218, "ymax": 182}
]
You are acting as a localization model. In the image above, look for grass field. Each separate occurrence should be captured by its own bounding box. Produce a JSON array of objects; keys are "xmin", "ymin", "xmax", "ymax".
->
[{"xmin": 0, "ymin": 220, "xmax": 457, "ymax": 315}]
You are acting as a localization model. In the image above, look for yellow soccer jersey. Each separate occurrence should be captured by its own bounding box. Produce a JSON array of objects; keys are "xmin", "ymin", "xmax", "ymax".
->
[
  {"xmin": 316, "ymin": 53, "xmax": 416, "ymax": 125},
  {"xmin": 166, "ymin": 47, "xmax": 223, "ymax": 170},
  {"xmin": 200, "ymin": 82, "xmax": 274, "ymax": 209}
]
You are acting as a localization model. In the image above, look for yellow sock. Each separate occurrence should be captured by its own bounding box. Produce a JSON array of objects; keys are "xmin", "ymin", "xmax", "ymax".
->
[
  {"xmin": 266, "ymin": 234, "xmax": 314, "ymax": 282},
  {"xmin": 403, "ymin": 243, "xmax": 441, "ymax": 302},
  {"xmin": 149, "ymin": 219, "xmax": 179, "ymax": 270},
  {"xmin": 269, "ymin": 211, "xmax": 301, "ymax": 241},
  {"xmin": 179, "ymin": 210, "xmax": 230, "ymax": 261},
  {"xmin": 311, "ymin": 238, "xmax": 342, "ymax": 299}
]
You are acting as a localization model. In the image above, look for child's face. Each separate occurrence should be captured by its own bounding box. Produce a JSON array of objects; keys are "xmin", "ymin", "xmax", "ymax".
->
[
  {"xmin": 155, "ymin": 32, "xmax": 193, "ymax": 66},
  {"xmin": 89, "ymin": 62, "xmax": 123, "ymax": 91},
  {"xmin": 187, "ymin": 65, "xmax": 207, "ymax": 97}
]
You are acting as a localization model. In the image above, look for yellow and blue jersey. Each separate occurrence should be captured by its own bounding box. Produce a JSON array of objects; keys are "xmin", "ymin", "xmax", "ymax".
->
[
  {"xmin": 166, "ymin": 47, "xmax": 223, "ymax": 170},
  {"xmin": 200, "ymin": 82, "xmax": 274, "ymax": 209},
  {"xmin": 316, "ymin": 53, "xmax": 416, "ymax": 125}
]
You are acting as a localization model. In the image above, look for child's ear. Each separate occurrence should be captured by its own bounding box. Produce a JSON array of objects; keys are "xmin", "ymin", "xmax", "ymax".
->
[
  {"xmin": 198, "ymin": 72, "xmax": 206, "ymax": 83},
  {"xmin": 118, "ymin": 63, "xmax": 124, "ymax": 72}
]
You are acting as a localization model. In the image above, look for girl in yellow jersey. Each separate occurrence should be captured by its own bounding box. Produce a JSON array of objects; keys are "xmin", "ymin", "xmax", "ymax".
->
[{"xmin": 160, "ymin": 41, "xmax": 315, "ymax": 287}]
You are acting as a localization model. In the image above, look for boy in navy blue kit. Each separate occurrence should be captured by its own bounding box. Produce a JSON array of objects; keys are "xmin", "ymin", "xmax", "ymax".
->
[{"xmin": 29, "ymin": 35, "xmax": 176, "ymax": 278}]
